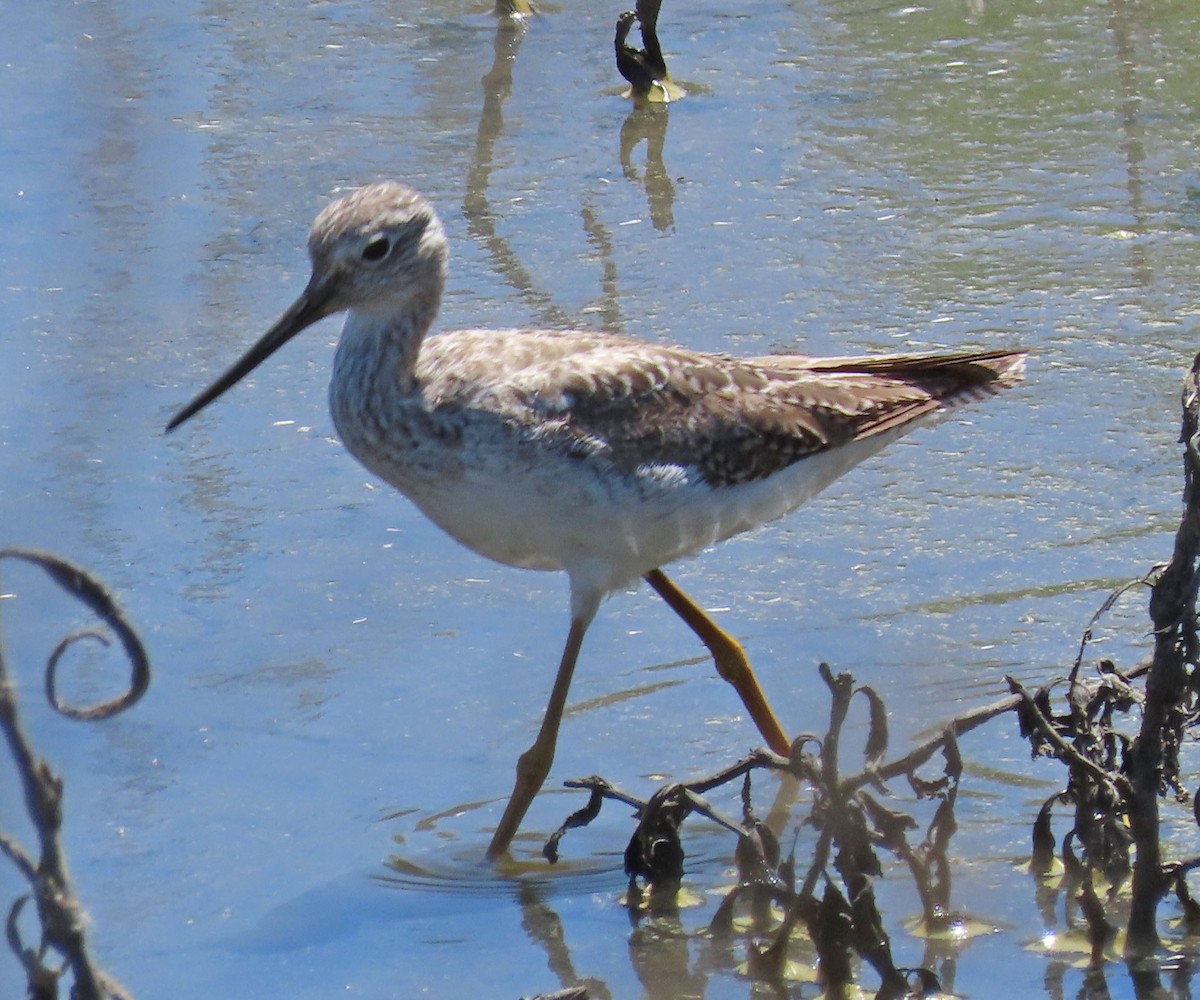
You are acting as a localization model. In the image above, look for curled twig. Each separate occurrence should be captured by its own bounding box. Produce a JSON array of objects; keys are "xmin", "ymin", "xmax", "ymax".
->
[{"xmin": 1, "ymin": 547, "xmax": 149, "ymax": 719}]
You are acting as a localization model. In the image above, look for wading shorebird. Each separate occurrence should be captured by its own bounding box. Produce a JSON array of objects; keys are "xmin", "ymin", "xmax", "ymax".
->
[{"xmin": 168, "ymin": 182, "xmax": 1025, "ymax": 859}]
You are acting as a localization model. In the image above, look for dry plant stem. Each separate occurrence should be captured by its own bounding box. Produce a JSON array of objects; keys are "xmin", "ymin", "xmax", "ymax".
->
[
  {"xmin": 0, "ymin": 645, "xmax": 126, "ymax": 1000},
  {"xmin": 0, "ymin": 548, "xmax": 150, "ymax": 720},
  {"xmin": 1124, "ymin": 355, "xmax": 1200, "ymax": 957},
  {"xmin": 0, "ymin": 549, "xmax": 146, "ymax": 1000},
  {"xmin": 0, "ymin": 674, "xmax": 110, "ymax": 998},
  {"xmin": 835, "ymin": 657, "xmax": 1153, "ymax": 803},
  {"xmin": 759, "ymin": 666, "xmax": 910, "ymax": 997},
  {"xmin": 1068, "ymin": 576, "xmax": 1155, "ymax": 687},
  {"xmin": 1004, "ymin": 677, "xmax": 1132, "ymax": 799},
  {"xmin": 843, "ymin": 681, "xmax": 1086, "ymax": 795}
]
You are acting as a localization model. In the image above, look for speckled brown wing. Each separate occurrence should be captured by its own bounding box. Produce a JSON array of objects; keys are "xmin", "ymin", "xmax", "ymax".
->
[{"xmin": 444, "ymin": 334, "xmax": 1024, "ymax": 489}]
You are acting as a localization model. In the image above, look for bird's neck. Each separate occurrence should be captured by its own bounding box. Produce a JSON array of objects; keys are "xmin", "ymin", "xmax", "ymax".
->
[
  {"xmin": 336, "ymin": 293, "xmax": 438, "ymax": 395},
  {"xmin": 330, "ymin": 313, "xmax": 421, "ymax": 461},
  {"xmin": 329, "ymin": 301, "xmax": 434, "ymax": 460}
]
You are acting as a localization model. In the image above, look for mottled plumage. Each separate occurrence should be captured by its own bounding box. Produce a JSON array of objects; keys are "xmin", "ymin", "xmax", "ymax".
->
[
  {"xmin": 426, "ymin": 332, "xmax": 1017, "ymax": 487},
  {"xmin": 168, "ymin": 182, "xmax": 1025, "ymax": 859}
]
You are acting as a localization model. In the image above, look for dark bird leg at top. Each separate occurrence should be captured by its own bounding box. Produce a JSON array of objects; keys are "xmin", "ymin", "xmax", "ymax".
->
[{"xmin": 615, "ymin": 0, "xmax": 685, "ymax": 103}]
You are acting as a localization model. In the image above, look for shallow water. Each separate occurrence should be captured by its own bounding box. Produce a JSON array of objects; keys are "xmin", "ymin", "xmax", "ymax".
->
[{"xmin": 2, "ymin": 0, "xmax": 1199, "ymax": 997}]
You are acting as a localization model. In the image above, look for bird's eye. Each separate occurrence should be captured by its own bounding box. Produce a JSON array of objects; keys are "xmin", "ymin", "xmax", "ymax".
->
[{"xmin": 362, "ymin": 235, "xmax": 391, "ymax": 262}]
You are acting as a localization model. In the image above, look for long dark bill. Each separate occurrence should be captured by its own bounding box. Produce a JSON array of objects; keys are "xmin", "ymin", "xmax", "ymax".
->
[{"xmin": 166, "ymin": 280, "xmax": 335, "ymax": 432}]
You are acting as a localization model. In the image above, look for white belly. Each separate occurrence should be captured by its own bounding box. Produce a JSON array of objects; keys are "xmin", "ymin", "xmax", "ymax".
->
[{"xmin": 385, "ymin": 424, "xmax": 904, "ymax": 598}]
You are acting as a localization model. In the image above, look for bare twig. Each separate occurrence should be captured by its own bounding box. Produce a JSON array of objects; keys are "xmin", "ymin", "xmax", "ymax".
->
[
  {"xmin": 1, "ymin": 550, "xmax": 148, "ymax": 999},
  {"xmin": 0, "ymin": 548, "xmax": 149, "ymax": 720},
  {"xmin": 1069, "ymin": 575, "xmax": 1155, "ymax": 687},
  {"xmin": 1005, "ymin": 676, "xmax": 1131, "ymax": 798}
]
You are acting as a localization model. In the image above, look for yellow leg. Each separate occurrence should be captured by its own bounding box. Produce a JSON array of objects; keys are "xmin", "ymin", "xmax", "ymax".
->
[
  {"xmin": 643, "ymin": 568, "xmax": 791, "ymax": 756},
  {"xmin": 486, "ymin": 615, "xmax": 589, "ymax": 860}
]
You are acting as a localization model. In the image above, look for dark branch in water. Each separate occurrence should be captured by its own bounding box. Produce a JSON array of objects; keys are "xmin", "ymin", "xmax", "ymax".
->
[
  {"xmin": 1013, "ymin": 355, "xmax": 1200, "ymax": 965},
  {"xmin": 1124, "ymin": 351, "xmax": 1200, "ymax": 956},
  {"xmin": 0, "ymin": 549, "xmax": 148, "ymax": 999}
]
